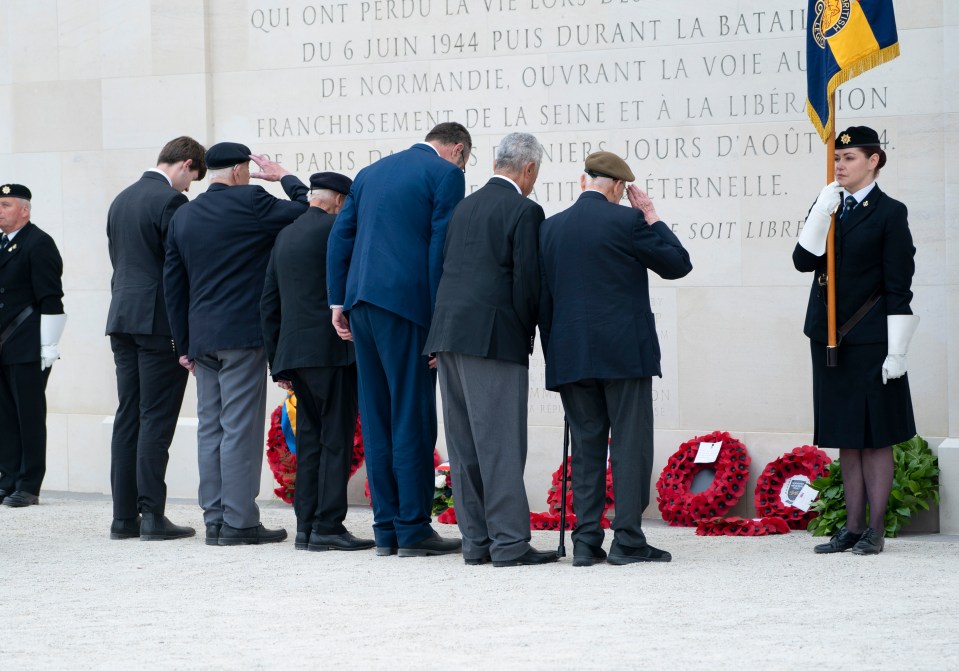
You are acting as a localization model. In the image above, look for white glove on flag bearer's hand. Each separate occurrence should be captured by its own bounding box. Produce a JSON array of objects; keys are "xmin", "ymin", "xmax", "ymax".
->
[
  {"xmin": 40, "ymin": 313, "xmax": 67, "ymax": 371},
  {"xmin": 882, "ymin": 314, "xmax": 919, "ymax": 385},
  {"xmin": 798, "ymin": 181, "xmax": 843, "ymax": 256}
]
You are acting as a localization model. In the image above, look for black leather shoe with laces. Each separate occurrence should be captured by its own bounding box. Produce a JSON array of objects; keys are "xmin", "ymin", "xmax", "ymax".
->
[{"xmin": 851, "ymin": 527, "xmax": 885, "ymax": 555}]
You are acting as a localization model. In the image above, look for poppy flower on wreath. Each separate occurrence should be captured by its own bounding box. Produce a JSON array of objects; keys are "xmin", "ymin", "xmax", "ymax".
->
[
  {"xmin": 695, "ymin": 516, "xmax": 791, "ymax": 537},
  {"xmin": 754, "ymin": 445, "xmax": 832, "ymax": 530},
  {"xmin": 540, "ymin": 456, "xmax": 613, "ymax": 530},
  {"xmin": 655, "ymin": 430, "xmax": 751, "ymax": 526}
]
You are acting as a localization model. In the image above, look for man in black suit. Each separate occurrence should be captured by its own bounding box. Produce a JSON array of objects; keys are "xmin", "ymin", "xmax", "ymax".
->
[
  {"xmin": 261, "ymin": 172, "xmax": 374, "ymax": 553},
  {"xmin": 539, "ymin": 152, "xmax": 692, "ymax": 566},
  {"xmin": 0, "ymin": 184, "xmax": 65, "ymax": 507},
  {"xmin": 106, "ymin": 136, "xmax": 206, "ymax": 540},
  {"xmin": 164, "ymin": 142, "xmax": 308, "ymax": 547},
  {"xmin": 425, "ymin": 132, "xmax": 556, "ymax": 567}
]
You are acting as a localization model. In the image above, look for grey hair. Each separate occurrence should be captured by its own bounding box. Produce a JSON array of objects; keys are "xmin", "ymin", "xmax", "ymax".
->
[
  {"xmin": 207, "ymin": 165, "xmax": 243, "ymax": 180},
  {"xmin": 583, "ymin": 174, "xmax": 615, "ymax": 189},
  {"xmin": 495, "ymin": 133, "xmax": 544, "ymax": 173},
  {"xmin": 18, "ymin": 198, "xmax": 31, "ymax": 211}
]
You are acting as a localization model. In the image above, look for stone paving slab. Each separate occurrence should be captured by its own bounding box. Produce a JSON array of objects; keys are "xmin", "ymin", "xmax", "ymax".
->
[{"xmin": 1, "ymin": 494, "xmax": 957, "ymax": 670}]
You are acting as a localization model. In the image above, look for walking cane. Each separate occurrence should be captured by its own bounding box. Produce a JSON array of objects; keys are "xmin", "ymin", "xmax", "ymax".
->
[{"xmin": 557, "ymin": 418, "xmax": 570, "ymax": 557}]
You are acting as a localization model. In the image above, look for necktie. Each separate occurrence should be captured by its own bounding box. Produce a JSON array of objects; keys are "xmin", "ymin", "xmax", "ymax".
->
[
  {"xmin": 842, "ymin": 195, "xmax": 857, "ymax": 220},
  {"xmin": 0, "ymin": 233, "xmax": 9, "ymax": 250}
]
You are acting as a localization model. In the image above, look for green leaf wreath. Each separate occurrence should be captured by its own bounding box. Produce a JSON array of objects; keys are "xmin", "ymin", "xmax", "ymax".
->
[{"xmin": 807, "ymin": 435, "xmax": 940, "ymax": 538}]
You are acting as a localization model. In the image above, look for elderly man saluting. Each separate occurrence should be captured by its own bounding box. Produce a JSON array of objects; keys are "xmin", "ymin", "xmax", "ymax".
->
[
  {"xmin": 164, "ymin": 142, "xmax": 308, "ymax": 547},
  {"xmin": 539, "ymin": 152, "xmax": 692, "ymax": 566}
]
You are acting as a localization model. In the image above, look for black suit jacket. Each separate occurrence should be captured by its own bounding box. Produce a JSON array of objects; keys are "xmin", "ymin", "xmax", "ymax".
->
[
  {"xmin": 793, "ymin": 185, "xmax": 914, "ymax": 344},
  {"xmin": 0, "ymin": 223, "xmax": 64, "ymax": 365},
  {"xmin": 538, "ymin": 191, "xmax": 692, "ymax": 390},
  {"xmin": 163, "ymin": 175, "xmax": 308, "ymax": 359},
  {"xmin": 105, "ymin": 171, "xmax": 187, "ymax": 337},
  {"xmin": 424, "ymin": 177, "xmax": 545, "ymax": 367},
  {"xmin": 260, "ymin": 206, "xmax": 355, "ymax": 379}
]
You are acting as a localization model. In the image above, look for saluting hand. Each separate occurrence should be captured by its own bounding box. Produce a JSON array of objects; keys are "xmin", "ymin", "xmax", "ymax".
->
[
  {"xmin": 249, "ymin": 153, "xmax": 290, "ymax": 182},
  {"xmin": 626, "ymin": 184, "xmax": 660, "ymax": 224}
]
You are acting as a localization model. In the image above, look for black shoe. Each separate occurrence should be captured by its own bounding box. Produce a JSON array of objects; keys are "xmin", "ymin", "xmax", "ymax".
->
[
  {"xmin": 308, "ymin": 531, "xmax": 376, "ymax": 552},
  {"xmin": 397, "ymin": 530, "xmax": 462, "ymax": 557},
  {"xmin": 493, "ymin": 547, "xmax": 560, "ymax": 567},
  {"xmin": 851, "ymin": 527, "xmax": 885, "ymax": 555},
  {"xmin": 813, "ymin": 526, "xmax": 863, "ymax": 554},
  {"xmin": 205, "ymin": 523, "xmax": 223, "ymax": 546},
  {"xmin": 218, "ymin": 523, "xmax": 287, "ymax": 546},
  {"xmin": 0, "ymin": 489, "xmax": 10, "ymax": 504},
  {"xmin": 572, "ymin": 541, "xmax": 608, "ymax": 567},
  {"xmin": 110, "ymin": 517, "xmax": 141, "ymax": 540},
  {"xmin": 376, "ymin": 545, "xmax": 398, "ymax": 556},
  {"xmin": 140, "ymin": 514, "xmax": 196, "ymax": 541},
  {"xmin": 2, "ymin": 491, "xmax": 39, "ymax": 507},
  {"xmin": 607, "ymin": 542, "xmax": 671, "ymax": 565},
  {"xmin": 295, "ymin": 531, "xmax": 310, "ymax": 550},
  {"xmin": 464, "ymin": 553, "xmax": 492, "ymax": 566}
]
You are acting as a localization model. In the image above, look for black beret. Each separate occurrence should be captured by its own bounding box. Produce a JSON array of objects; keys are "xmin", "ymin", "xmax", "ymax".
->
[
  {"xmin": 0, "ymin": 183, "xmax": 31, "ymax": 200},
  {"xmin": 309, "ymin": 172, "xmax": 353, "ymax": 195},
  {"xmin": 584, "ymin": 151, "xmax": 635, "ymax": 182},
  {"xmin": 836, "ymin": 126, "xmax": 881, "ymax": 149},
  {"xmin": 205, "ymin": 142, "xmax": 252, "ymax": 169}
]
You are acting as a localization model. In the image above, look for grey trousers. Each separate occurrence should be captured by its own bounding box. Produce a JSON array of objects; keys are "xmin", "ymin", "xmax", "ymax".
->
[
  {"xmin": 194, "ymin": 348, "xmax": 267, "ymax": 529},
  {"xmin": 438, "ymin": 352, "xmax": 531, "ymax": 562},
  {"xmin": 558, "ymin": 377, "xmax": 653, "ymax": 549}
]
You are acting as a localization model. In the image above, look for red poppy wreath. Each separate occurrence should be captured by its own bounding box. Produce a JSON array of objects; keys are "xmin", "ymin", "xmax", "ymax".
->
[
  {"xmin": 754, "ymin": 445, "xmax": 832, "ymax": 530},
  {"xmin": 695, "ymin": 516, "xmax": 790, "ymax": 536},
  {"xmin": 655, "ymin": 430, "xmax": 751, "ymax": 526}
]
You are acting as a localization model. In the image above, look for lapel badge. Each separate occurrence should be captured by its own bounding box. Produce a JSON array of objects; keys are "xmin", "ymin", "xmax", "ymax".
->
[
  {"xmin": 863, "ymin": 200, "xmax": 869, "ymax": 207},
  {"xmin": 840, "ymin": 134, "xmax": 851, "ymax": 145},
  {"xmin": 8, "ymin": 243, "xmax": 17, "ymax": 252}
]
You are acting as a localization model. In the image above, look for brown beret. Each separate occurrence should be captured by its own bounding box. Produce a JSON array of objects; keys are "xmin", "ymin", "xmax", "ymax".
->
[{"xmin": 584, "ymin": 152, "xmax": 634, "ymax": 182}]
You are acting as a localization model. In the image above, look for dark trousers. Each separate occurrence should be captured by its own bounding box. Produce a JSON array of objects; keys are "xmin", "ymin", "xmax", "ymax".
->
[
  {"xmin": 109, "ymin": 333, "xmax": 188, "ymax": 519},
  {"xmin": 0, "ymin": 362, "xmax": 52, "ymax": 495},
  {"xmin": 558, "ymin": 377, "xmax": 653, "ymax": 549},
  {"xmin": 349, "ymin": 302, "xmax": 435, "ymax": 548},
  {"xmin": 289, "ymin": 365, "xmax": 358, "ymax": 534}
]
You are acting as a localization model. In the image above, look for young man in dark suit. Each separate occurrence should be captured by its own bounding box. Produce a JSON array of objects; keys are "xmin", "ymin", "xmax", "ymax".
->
[
  {"xmin": 164, "ymin": 142, "xmax": 308, "ymax": 547},
  {"xmin": 327, "ymin": 122, "xmax": 470, "ymax": 557},
  {"xmin": 539, "ymin": 152, "xmax": 692, "ymax": 566},
  {"xmin": 0, "ymin": 184, "xmax": 65, "ymax": 508},
  {"xmin": 425, "ymin": 132, "xmax": 556, "ymax": 567},
  {"xmin": 261, "ymin": 171, "xmax": 374, "ymax": 553},
  {"xmin": 105, "ymin": 136, "xmax": 206, "ymax": 540}
]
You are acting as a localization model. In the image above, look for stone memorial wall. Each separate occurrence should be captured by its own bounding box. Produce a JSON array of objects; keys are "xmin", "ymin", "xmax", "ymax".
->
[{"xmin": 0, "ymin": 0, "xmax": 955, "ymax": 515}]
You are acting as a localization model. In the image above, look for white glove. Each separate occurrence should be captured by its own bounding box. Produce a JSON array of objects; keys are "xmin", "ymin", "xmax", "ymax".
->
[
  {"xmin": 882, "ymin": 314, "xmax": 919, "ymax": 384},
  {"xmin": 798, "ymin": 181, "xmax": 842, "ymax": 256},
  {"xmin": 40, "ymin": 313, "xmax": 67, "ymax": 371}
]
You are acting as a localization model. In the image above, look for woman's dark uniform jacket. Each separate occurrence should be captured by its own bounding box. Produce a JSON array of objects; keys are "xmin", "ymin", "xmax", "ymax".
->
[{"xmin": 792, "ymin": 185, "xmax": 917, "ymax": 448}]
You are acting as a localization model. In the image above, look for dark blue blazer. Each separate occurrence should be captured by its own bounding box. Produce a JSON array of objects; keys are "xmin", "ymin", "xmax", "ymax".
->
[
  {"xmin": 260, "ymin": 206, "xmax": 355, "ymax": 379},
  {"xmin": 793, "ymin": 185, "xmax": 914, "ymax": 344},
  {"xmin": 326, "ymin": 144, "xmax": 466, "ymax": 328},
  {"xmin": 0, "ymin": 223, "xmax": 64, "ymax": 365},
  {"xmin": 538, "ymin": 191, "xmax": 692, "ymax": 390},
  {"xmin": 106, "ymin": 171, "xmax": 187, "ymax": 337},
  {"xmin": 163, "ymin": 175, "xmax": 308, "ymax": 359}
]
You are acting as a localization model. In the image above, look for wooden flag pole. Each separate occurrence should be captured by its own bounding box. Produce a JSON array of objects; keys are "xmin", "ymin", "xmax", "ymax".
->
[{"xmin": 825, "ymin": 90, "xmax": 838, "ymax": 367}]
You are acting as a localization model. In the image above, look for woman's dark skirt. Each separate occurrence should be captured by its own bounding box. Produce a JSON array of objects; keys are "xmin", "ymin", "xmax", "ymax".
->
[{"xmin": 810, "ymin": 339, "xmax": 916, "ymax": 449}]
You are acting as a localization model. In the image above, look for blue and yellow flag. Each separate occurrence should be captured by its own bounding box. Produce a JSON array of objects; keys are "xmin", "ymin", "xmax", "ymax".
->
[{"xmin": 806, "ymin": 0, "xmax": 900, "ymax": 142}]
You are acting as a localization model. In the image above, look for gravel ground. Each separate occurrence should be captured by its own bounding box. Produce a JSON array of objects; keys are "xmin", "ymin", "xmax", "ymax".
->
[{"xmin": 1, "ymin": 493, "xmax": 957, "ymax": 670}]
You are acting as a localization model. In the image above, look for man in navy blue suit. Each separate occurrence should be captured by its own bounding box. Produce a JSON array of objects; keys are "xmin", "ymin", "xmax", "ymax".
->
[
  {"xmin": 539, "ymin": 152, "xmax": 692, "ymax": 567},
  {"xmin": 327, "ymin": 122, "xmax": 471, "ymax": 557}
]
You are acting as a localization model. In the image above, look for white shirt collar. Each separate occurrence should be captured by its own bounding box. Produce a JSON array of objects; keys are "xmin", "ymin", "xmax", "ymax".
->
[
  {"xmin": 4, "ymin": 227, "xmax": 23, "ymax": 241},
  {"xmin": 416, "ymin": 142, "xmax": 440, "ymax": 156},
  {"xmin": 148, "ymin": 168, "xmax": 174, "ymax": 187},
  {"xmin": 491, "ymin": 175, "xmax": 521, "ymax": 194},
  {"xmin": 846, "ymin": 181, "xmax": 876, "ymax": 204}
]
